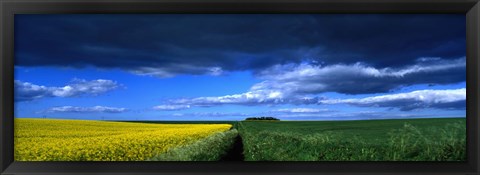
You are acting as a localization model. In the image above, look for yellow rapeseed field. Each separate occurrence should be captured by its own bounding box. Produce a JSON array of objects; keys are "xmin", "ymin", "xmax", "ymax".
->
[{"xmin": 14, "ymin": 118, "xmax": 232, "ymax": 161}]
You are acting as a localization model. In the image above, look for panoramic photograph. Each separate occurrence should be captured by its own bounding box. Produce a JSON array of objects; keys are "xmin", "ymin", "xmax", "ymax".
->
[{"xmin": 14, "ymin": 14, "xmax": 466, "ymax": 161}]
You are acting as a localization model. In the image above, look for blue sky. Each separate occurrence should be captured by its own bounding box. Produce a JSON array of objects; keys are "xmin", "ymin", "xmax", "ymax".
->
[{"xmin": 14, "ymin": 14, "xmax": 466, "ymax": 121}]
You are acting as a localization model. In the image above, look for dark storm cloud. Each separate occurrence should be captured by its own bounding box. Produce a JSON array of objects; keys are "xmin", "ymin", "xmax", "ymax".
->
[{"xmin": 15, "ymin": 14, "xmax": 465, "ymax": 76}]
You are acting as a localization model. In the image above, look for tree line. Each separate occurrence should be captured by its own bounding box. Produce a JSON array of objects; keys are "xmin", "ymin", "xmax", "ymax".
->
[{"xmin": 244, "ymin": 117, "xmax": 280, "ymax": 121}]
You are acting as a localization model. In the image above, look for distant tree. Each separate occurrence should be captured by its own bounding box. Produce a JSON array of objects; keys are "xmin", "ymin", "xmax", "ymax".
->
[{"xmin": 245, "ymin": 116, "xmax": 280, "ymax": 121}]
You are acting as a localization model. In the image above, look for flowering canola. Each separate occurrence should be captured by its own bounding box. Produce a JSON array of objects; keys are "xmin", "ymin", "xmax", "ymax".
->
[{"xmin": 15, "ymin": 118, "xmax": 232, "ymax": 161}]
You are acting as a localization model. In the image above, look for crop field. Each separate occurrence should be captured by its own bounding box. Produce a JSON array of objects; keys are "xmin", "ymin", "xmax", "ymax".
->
[
  {"xmin": 14, "ymin": 118, "xmax": 466, "ymax": 161},
  {"xmin": 14, "ymin": 119, "xmax": 232, "ymax": 161},
  {"xmin": 239, "ymin": 118, "xmax": 466, "ymax": 161}
]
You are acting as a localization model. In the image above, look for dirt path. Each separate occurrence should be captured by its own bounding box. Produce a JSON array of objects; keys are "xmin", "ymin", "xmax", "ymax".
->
[{"xmin": 220, "ymin": 134, "xmax": 245, "ymax": 161}]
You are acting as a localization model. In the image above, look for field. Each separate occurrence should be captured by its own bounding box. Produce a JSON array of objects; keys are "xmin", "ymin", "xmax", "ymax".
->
[
  {"xmin": 14, "ymin": 118, "xmax": 466, "ymax": 161},
  {"xmin": 15, "ymin": 119, "xmax": 232, "ymax": 161},
  {"xmin": 239, "ymin": 118, "xmax": 466, "ymax": 161}
]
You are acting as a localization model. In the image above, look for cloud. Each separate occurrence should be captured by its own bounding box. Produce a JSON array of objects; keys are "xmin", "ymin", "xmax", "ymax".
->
[
  {"xmin": 255, "ymin": 57, "xmax": 465, "ymax": 95},
  {"xmin": 270, "ymin": 108, "xmax": 332, "ymax": 113},
  {"xmin": 14, "ymin": 81, "xmax": 52, "ymax": 101},
  {"xmin": 160, "ymin": 58, "xmax": 464, "ymax": 110},
  {"xmin": 171, "ymin": 112, "xmax": 249, "ymax": 117},
  {"xmin": 130, "ymin": 66, "xmax": 224, "ymax": 78},
  {"xmin": 44, "ymin": 106, "xmax": 128, "ymax": 113},
  {"xmin": 163, "ymin": 87, "xmax": 464, "ymax": 111},
  {"xmin": 320, "ymin": 88, "xmax": 465, "ymax": 111},
  {"xmin": 15, "ymin": 79, "xmax": 120, "ymax": 102},
  {"xmin": 166, "ymin": 92, "xmax": 324, "ymax": 107},
  {"xmin": 153, "ymin": 105, "xmax": 191, "ymax": 111},
  {"xmin": 15, "ymin": 14, "xmax": 465, "ymax": 77}
]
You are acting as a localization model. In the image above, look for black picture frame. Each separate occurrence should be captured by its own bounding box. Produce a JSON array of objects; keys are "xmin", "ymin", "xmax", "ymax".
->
[{"xmin": 1, "ymin": 0, "xmax": 479, "ymax": 174}]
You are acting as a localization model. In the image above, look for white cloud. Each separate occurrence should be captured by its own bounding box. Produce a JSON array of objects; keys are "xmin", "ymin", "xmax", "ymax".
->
[
  {"xmin": 321, "ymin": 88, "xmax": 465, "ymax": 104},
  {"xmin": 45, "ymin": 106, "xmax": 128, "ymax": 113},
  {"xmin": 51, "ymin": 79, "xmax": 119, "ymax": 97},
  {"xmin": 14, "ymin": 81, "xmax": 51, "ymax": 101},
  {"xmin": 171, "ymin": 112, "xmax": 249, "ymax": 117},
  {"xmin": 15, "ymin": 79, "xmax": 120, "ymax": 101},
  {"xmin": 193, "ymin": 112, "xmax": 249, "ymax": 117},
  {"xmin": 320, "ymin": 88, "xmax": 466, "ymax": 111},
  {"xmin": 164, "ymin": 87, "xmax": 464, "ymax": 111},
  {"xmin": 167, "ymin": 91, "xmax": 322, "ymax": 107},
  {"xmin": 153, "ymin": 105, "xmax": 191, "ymax": 111},
  {"xmin": 270, "ymin": 108, "xmax": 331, "ymax": 113},
  {"xmin": 259, "ymin": 57, "xmax": 464, "ymax": 79}
]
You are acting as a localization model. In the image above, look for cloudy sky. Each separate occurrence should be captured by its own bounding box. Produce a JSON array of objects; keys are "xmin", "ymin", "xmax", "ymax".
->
[{"xmin": 14, "ymin": 14, "xmax": 466, "ymax": 121}]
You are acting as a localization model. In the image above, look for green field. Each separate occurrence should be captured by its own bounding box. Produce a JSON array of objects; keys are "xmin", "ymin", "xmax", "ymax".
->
[{"xmin": 237, "ymin": 118, "xmax": 466, "ymax": 161}]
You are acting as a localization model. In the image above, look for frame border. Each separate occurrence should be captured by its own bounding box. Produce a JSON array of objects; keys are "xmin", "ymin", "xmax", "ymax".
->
[{"xmin": 1, "ymin": 0, "xmax": 479, "ymax": 175}]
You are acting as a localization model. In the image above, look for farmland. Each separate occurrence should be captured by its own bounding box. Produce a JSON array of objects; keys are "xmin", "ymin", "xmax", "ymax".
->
[
  {"xmin": 14, "ymin": 118, "xmax": 466, "ymax": 161},
  {"xmin": 14, "ymin": 118, "xmax": 232, "ymax": 161},
  {"xmin": 239, "ymin": 118, "xmax": 466, "ymax": 161}
]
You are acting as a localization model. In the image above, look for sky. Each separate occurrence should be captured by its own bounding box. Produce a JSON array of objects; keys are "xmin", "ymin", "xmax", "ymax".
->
[{"xmin": 13, "ymin": 14, "xmax": 466, "ymax": 121}]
